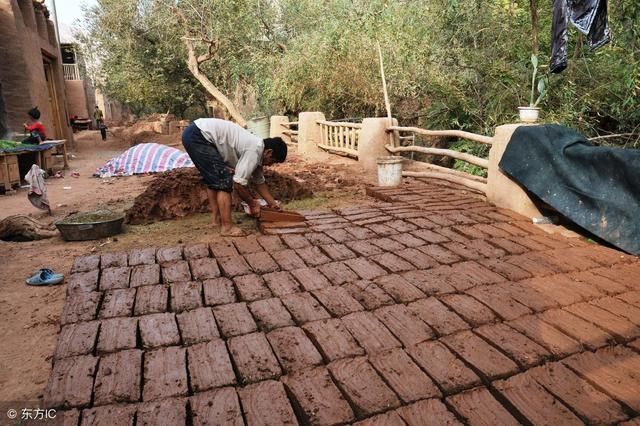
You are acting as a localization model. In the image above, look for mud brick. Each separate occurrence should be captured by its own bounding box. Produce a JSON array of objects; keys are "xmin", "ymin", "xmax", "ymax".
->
[
  {"xmin": 71, "ymin": 254, "xmax": 101, "ymax": 273},
  {"xmin": 216, "ymin": 255, "xmax": 252, "ymax": 277},
  {"xmin": 101, "ymin": 251, "xmax": 128, "ymax": 268},
  {"xmin": 465, "ymin": 239, "xmax": 507, "ymax": 258},
  {"xmin": 130, "ymin": 264, "xmax": 161, "ymax": 288},
  {"xmin": 128, "ymin": 247, "xmax": 156, "ymax": 266},
  {"xmin": 267, "ymin": 326, "xmax": 323, "ymax": 373},
  {"xmin": 346, "ymin": 239, "xmax": 385, "ymax": 256},
  {"xmin": 505, "ymin": 252, "xmax": 559, "ymax": 276},
  {"xmin": 319, "ymin": 243, "xmax": 356, "ymax": 262},
  {"xmin": 565, "ymin": 302, "xmax": 640, "ymax": 340},
  {"xmin": 207, "ymin": 241, "xmax": 236, "ymax": 258},
  {"xmin": 406, "ymin": 217, "xmax": 438, "ymax": 229},
  {"xmin": 262, "ymin": 271, "xmax": 301, "ymax": 296},
  {"xmin": 313, "ymin": 286, "xmax": 364, "ymax": 316},
  {"xmin": 342, "ymin": 311, "xmax": 401, "ymax": 354},
  {"xmin": 59, "ymin": 409, "xmax": 81, "ymax": 426},
  {"xmin": 395, "ymin": 247, "xmax": 439, "ymax": 269},
  {"xmin": 54, "ymin": 321, "xmax": 100, "ymax": 360},
  {"xmin": 137, "ymin": 398, "xmax": 187, "ymax": 426},
  {"xmin": 397, "ymin": 399, "xmax": 462, "ymax": 426},
  {"xmin": 191, "ymin": 387, "xmax": 243, "ymax": 425},
  {"xmin": 244, "ymin": 251, "xmax": 279, "ymax": 274},
  {"xmin": 353, "ymin": 411, "xmax": 405, "ymax": 425},
  {"xmin": 80, "ymin": 405, "xmax": 136, "ymax": 426},
  {"xmin": 294, "ymin": 246, "xmax": 331, "ymax": 267},
  {"xmin": 447, "ymin": 387, "xmax": 519, "ymax": 426},
  {"xmin": 231, "ymin": 235, "xmax": 261, "ymax": 254},
  {"xmin": 353, "ymin": 215, "xmax": 394, "ymax": 226},
  {"xmin": 365, "ymin": 223, "xmax": 397, "ymax": 237},
  {"xmin": 450, "ymin": 261, "xmax": 505, "ymax": 289},
  {"xmin": 526, "ymin": 275, "xmax": 589, "ymax": 306},
  {"xmin": 491, "ymin": 221, "xmax": 531, "ymax": 236},
  {"xmin": 345, "ymin": 258, "xmax": 387, "ymax": 281},
  {"xmin": 318, "ymin": 261, "xmax": 359, "ymax": 285},
  {"xmin": 99, "ymin": 288, "xmax": 136, "ymax": 319},
  {"xmin": 187, "ymin": 340, "xmax": 236, "ymax": 392},
  {"xmin": 453, "ymin": 225, "xmax": 490, "ymax": 240},
  {"xmin": 212, "ymin": 302, "xmax": 257, "ymax": 337},
  {"xmin": 389, "ymin": 233, "xmax": 426, "ymax": 248},
  {"xmin": 345, "ymin": 226, "xmax": 378, "ymax": 240},
  {"xmin": 507, "ymin": 315, "xmax": 582, "ymax": 358},
  {"xmin": 540, "ymin": 309, "xmax": 614, "ymax": 350},
  {"xmin": 94, "ymin": 349, "xmax": 142, "ymax": 405},
  {"xmin": 564, "ymin": 346, "xmax": 640, "ymax": 411},
  {"xmin": 594, "ymin": 296, "xmax": 640, "ymax": 324},
  {"xmin": 416, "ymin": 244, "xmax": 461, "ymax": 265},
  {"xmin": 370, "ymin": 237, "xmax": 406, "ymax": 252},
  {"xmin": 228, "ymin": 332, "xmax": 282, "ymax": 383},
  {"xmin": 435, "ymin": 229, "xmax": 469, "ymax": 244},
  {"xmin": 160, "ymin": 261, "xmax": 191, "ymax": 284},
  {"xmin": 282, "ymin": 366, "xmax": 355, "ymax": 425},
  {"xmin": 342, "ymin": 280, "xmax": 394, "ymax": 310},
  {"xmin": 61, "ymin": 292, "xmax": 102, "ymax": 325},
  {"xmin": 530, "ymin": 362, "xmax": 628, "ymax": 424},
  {"xmin": 232, "ymin": 274, "xmax": 272, "ymax": 302},
  {"xmin": 374, "ymin": 274, "xmax": 425, "ymax": 302},
  {"xmin": 291, "ymin": 267, "xmax": 331, "ymax": 291},
  {"xmin": 401, "ymin": 269, "xmax": 456, "ymax": 295},
  {"xmin": 203, "ymin": 277, "xmax": 236, "ymax": 306},
  {"xmin": 494, "ymin": 281, "xmax": 556, "ymax": 313},
  {"xmin": 329, "ymin": 356, "xmax": 400, "ymax": 417},
  {"xmin": 478, "ymin": 258, "xmax": 531, "ymax": 281},
  {"xmin": 475, "ymin": 323, "xmax": 550, "ymax": 368},
  {"xmin": 619, "ymin": 291, "xmax": 640, "ymax": 308},
  {"xmin": 442, "ymin": 330, "xmax": 519, "ymax": 379},
  {"xmin": 100, "ymin": 267, "xmax": 131, "ymax": 291},
  {"xmin": 508, "ymin": 235, "xmax": 549, "ymax": 252},
  {"xmin": 169, "ymin": 281, "xmax": 202, "ymax": 312},
  {"xmin": 411, "ymin": 229, "xmax": 449, "ymax": 244},
  {"xmin": 236, "ymin": 380, "xmax": 297, "ymax": 426},
  {"xmin": 594, "ymin": 265, "xmax": 640, "ymax": 290},
  {"xmin": 183, "ymin": 243, "xmax": 210, "ymax": 260},
  {"xmin": 324, "ymin": 228, "xmax": 353, "ymax": 243},
  {"xmin": 487, "ymin": 237, "xmax": 528, "ymax": 255},
  {"xmin": 67, "ymin": 270, "xmax": 99, "ymax": 293},
  {"xmin": 176, "ymin": 307, "xmax": 219, "ymax": 345},
  {"xmin": 256, "ymin": 235, "xmax": 286, "ymax": 252},
  {"xmin": 271, "ymin": 249, "xmax": 306, "ymax": 271},
  {"xmin": 408, "ymin": 298, "xmax": 469, "ymax": 336},
  {"xmin": 573, "ymin": 245, "xmax": 631, "ymax": 266},
  {"xmin": 569, "ymin": 270, "xmax": 629, "ymax": 295},
  {"xmin": 439, "ymin": 241, "xmax": 481, "ymax": 260},
  {"xmin": 249, "ymin": 298, "xmax": 295, "ymax": 331},
  {"xmin": 281, "ymin": 233, "xmax": 311, "ymax": 249},
  {"xmin": 139, "ymin": 313, "xmax": 180, "ymax": 348},
  {"xmin": 188, "ymin": 258, "xmax": 219, "ymax": 281},
  {"xmin": 439, "ymin": 293, "xmax": 497, "ymax": 326},
  {"xmin": 97, "ymin": 317, "xmax": 138, "ymax": 354},
  {"xmin": 425, "ymin": 215, "xmax": 455, "ymax": 227},
  {"xmin": 374, "ymin": 304, "xmax": 435, "ymax": 346},
  {"xmin": 134, "ymin": 284, "xmax": 168, "ymax": 315},
  {"xmin": 143, "ymin": 346, "xmax": 188, "ymax": 401},
  {"xmin": 156, "ymin": 246, "xmax": 183, "ymax": 264},
  {"xmin": 344, "ymin": 211, "xmax": 384, "ymax": 221},
  {"xmin": 371, "ymin": 252, "xmax": 415, "ymax": 273},
  {"xmin": 303, "ymin": 318, "xmax": 364, "ymax": 362},
  {"xmin": 385, "ymin": 219, "xmax": 418, "ymax": 233},
  {"xmin": 43, "ymin": 355, "xmax": 97, "ymax": 409},
  {"xmin": 369, "ymin": 348, "xmax": 440, "ymax": 403},
  {"xmin": 466, "ymin": 285, "xmax": 531, "ymax": 320},
  {"xmin": 497, "ymin": 375, "xmax": 587, "ymax": 426},
  {"xmin": 281, "ymin": 292, "xmax": 331, "ymax": 323}
]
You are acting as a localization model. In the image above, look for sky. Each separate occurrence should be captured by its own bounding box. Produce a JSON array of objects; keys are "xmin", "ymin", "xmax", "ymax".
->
[{"xmin": 46, "ymin": 0, "xmax": 96, "ymax": 27}]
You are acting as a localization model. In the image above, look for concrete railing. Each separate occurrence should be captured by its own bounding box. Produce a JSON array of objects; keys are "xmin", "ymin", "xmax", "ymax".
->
[
  {"xmin": 317, "ymin": 120, "xmax": 362, "ymax": 158},
  {"xmin": 384, "ymin": 125, "xmax": 493, "ymax": 195}
]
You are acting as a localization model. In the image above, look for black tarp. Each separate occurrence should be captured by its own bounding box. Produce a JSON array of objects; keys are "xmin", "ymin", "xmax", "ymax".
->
[{"xmin": 499, "ymin": 124, "xmax": 640, "ymax": 254}]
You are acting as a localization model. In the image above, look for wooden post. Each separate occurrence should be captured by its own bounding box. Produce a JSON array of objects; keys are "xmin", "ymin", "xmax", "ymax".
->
[{"xmin": 377, "ymin": 41, "xmax": 395, "ymax": 148}]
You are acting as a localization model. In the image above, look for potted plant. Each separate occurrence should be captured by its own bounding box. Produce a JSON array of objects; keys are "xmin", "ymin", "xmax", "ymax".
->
[{"xmin": 518, "ymin": 54, "xmax": 548, "ymax": 123}]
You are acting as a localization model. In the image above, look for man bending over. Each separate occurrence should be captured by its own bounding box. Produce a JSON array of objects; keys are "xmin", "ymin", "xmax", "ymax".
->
[{"xmin": 182, "ymin": 118, "xmax": 287, "ymax": 236}]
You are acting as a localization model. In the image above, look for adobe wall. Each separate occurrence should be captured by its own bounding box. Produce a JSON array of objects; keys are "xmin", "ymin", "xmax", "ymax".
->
[
  {"xmin": 0, "ymin": 0, "xmax": 72, "ymax": 143},
  {"xmin": 65, "ymin": 80, "xmax": 89, "ymax": 118}
]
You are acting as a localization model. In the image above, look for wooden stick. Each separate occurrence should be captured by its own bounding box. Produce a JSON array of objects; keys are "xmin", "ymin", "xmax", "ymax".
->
[
  {"xmin": 385, "ymin": 144, "xmax": 489, "ymax": 168},
  {"xmin": 387, "ymin": 125, "xmax": 494, "ymax": 145},
  {"xmin": 377, "ymin": 41, "xmax": 396, "ymax": 148}
]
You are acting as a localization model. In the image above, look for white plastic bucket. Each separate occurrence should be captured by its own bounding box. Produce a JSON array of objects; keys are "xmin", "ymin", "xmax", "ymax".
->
[
  {"xmin": 376, "ymin": 156, "xmax": 403, "ymax": 187},
  {"xmin": 518, "ymin": 107, "xmax": 540, "ymax": 123}
]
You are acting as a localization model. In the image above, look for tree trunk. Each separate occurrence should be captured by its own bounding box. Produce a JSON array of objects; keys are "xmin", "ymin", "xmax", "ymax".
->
[
  {"xmin": 184, "ymin": 39, "xmax": 247, "ymax": 128},
  {"xmin": 0, "ymin": 215, "xmax": 58, "ymax": 241},
  {"xmin": 530, "ymin": 0, "xmax": 539, "ymax": 55}
]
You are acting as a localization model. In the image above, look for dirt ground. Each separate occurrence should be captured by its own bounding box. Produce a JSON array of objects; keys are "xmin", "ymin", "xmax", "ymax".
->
[{"xmin": 0, "ymin": 129, "xmax": 373, "ymax": 402}]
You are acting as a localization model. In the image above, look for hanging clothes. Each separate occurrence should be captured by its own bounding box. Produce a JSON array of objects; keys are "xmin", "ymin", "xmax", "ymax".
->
[
  {"xmin": 25, "ymin": 164, "xmax": 51, "ymax": 213},
  {"xmin": 550, "ymin": 0, "xmax": 610, "ymax": 74}
]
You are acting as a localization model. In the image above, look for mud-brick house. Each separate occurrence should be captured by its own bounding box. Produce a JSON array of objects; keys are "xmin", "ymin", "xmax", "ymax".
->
[{"xmin": 0, "ymin": 0, "xmax": 73, "ymax": 143}]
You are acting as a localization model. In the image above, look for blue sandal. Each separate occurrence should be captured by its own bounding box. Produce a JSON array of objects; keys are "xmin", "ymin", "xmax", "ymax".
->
[{"xmin": 26, "ymin": 268, "xmax": 65, "ymax": 286}]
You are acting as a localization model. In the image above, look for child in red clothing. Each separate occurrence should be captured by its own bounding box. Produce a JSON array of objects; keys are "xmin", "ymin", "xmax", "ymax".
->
[{"xmin": 23, "ymin": 107, "xmax": 46, "ymax": 144}]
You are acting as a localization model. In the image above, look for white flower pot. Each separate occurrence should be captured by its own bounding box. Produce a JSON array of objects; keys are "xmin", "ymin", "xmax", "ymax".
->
[{"xmin": 518, "ymin": 107, "xmax": 540, "ymax": 123}]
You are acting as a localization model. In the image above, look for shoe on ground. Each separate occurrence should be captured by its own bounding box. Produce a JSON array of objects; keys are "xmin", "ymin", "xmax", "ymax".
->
[{"xmin": 26, "ymin": 268, "xmax": 64, "ymax": 286}]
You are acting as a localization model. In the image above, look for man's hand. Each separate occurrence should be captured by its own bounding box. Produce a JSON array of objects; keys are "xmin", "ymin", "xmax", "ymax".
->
[
  {"xmin": 267, "ymin": 201, "xmax": 281, "ymax": 210},
  {"xmin": 249, "ymin": 199, "xmax": 261, "ymax": 218}
]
